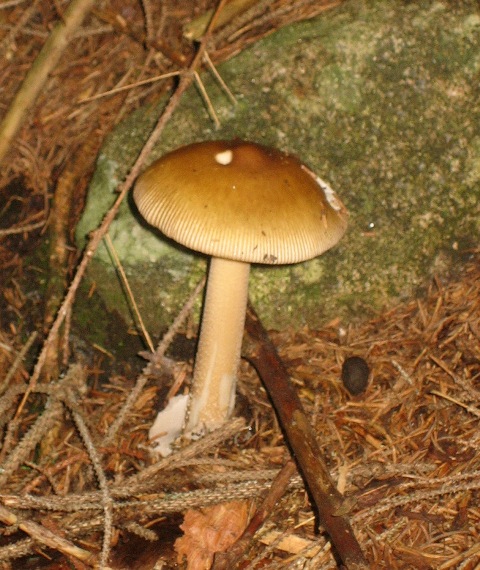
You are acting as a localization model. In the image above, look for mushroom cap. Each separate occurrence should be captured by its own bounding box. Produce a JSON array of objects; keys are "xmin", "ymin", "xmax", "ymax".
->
[{"xmin": 134, "ymin": 140, "xmax": 348, "ymax": 264}]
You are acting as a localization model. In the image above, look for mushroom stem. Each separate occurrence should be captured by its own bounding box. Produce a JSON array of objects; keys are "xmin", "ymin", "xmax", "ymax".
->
[{"xmin": 186, "ymin": 257, "xmax": 250, "ymax": 432}]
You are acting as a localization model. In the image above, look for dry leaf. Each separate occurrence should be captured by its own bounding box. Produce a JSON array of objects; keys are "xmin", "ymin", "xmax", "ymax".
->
[
  {"xmin": 175, "ymin": 500, "xmax": 249, "ymax": 570},
  {"xmin": 259, "ymin": 530, "xmax": 322, "ymax": 558}
]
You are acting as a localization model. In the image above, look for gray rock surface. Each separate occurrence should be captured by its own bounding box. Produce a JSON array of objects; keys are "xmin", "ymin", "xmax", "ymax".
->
[{"xmin": 77, "ymin": 0, "xmax": 480, "ymax": 334}]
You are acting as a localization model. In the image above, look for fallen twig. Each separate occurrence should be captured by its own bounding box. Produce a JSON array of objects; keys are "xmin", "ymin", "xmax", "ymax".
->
[
  {"xmin": 0, "ymin": 219, "xmax": 46, "ymax": 236},
  {"xmin": 65, "ymin": 389, "xmax": 113, "ymax": 568},
  {"xmin": 0, "ymin": 0, "xmax": 97, "ymax": 163},
  {"xmin": 0, "ymin": 331, "xmax": 37, "ymax": 395},
  {"xmin": 212, "ymin": 459, "xmax": 297, "ymax": 569},
  {"xmin": 244, "ymin": 302, "xmax": 369, "ymax": 570},
  {"xmin": 0, "ymin": 504, "xmax": 95, "ymax": 565},
  {"xmin": 125, "ymin": 416, "xmax": 247, "ymax": 490}
]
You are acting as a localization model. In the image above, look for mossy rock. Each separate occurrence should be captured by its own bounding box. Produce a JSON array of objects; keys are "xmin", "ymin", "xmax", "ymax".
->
[{"xmin": 76, "ymin": 0, "xmax": 480, "ymax": 339}]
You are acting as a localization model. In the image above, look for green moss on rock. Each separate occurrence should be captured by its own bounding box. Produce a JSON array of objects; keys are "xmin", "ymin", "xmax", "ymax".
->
[{"xmin": 77, "ymin": 0, "xmax": 480, "ymax": 333}]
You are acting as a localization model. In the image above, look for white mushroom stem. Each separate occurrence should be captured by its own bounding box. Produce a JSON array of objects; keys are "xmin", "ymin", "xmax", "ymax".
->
[{"xmin": 186, "ymin": 257, "xmax": 250, "ymax": 432}]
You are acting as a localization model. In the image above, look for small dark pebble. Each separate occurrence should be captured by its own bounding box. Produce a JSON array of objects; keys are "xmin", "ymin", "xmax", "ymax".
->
[{"xmin": 341, "ymin": 356, "xmax": 370, "ymax": 395}]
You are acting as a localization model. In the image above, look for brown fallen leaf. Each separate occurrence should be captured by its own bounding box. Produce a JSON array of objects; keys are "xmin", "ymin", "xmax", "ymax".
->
[{"xmin": 175, "ymin": 500, "xmax": 250, "ymax": 570}]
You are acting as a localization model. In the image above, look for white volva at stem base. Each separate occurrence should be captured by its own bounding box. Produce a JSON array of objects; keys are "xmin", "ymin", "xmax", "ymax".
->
[{"xmin": 186, "ymin": 257, "xmax": 250, "ymax": 432}]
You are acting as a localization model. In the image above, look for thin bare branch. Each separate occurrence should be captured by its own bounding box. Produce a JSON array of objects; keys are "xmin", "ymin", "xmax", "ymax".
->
[
  {"xmin": 77, "ymin": 71, "xmax": 180, "ymax": 103},
  {"xmin": 0, "ymin": 219, "xmax": 46, "ymax": 236},
  {"xmin": 0, "ymin": 504, "xmax": 95, "ymax": 564},
  {"xmin": 104, "ymin": 233, "xmax": 154, "ymax": 352},
  {"xmin": 0, "ymin": 0, "xmax": 97, "ymax": 162},
  {"xmin": 0, "ymin": 331, "xmax": 37, "ymax": 395}
]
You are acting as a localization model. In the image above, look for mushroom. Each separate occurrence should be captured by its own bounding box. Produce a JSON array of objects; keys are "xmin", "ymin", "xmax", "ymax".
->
[{"xmin": 133, "ymin": 140, "xmax": 348, "ymax": 433}]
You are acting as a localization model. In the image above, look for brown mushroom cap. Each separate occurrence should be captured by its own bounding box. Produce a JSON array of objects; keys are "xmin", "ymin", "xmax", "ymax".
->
[{"xmin": 134, "ymin": 140, "xmax": 348, "ymax": 264}]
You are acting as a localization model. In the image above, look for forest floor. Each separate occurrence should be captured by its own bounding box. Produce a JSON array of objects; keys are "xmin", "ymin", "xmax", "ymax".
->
[{"xmin": 0, "ymin": 1, "xmax": 479, "ymax": 569}]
